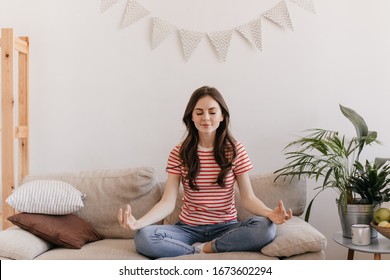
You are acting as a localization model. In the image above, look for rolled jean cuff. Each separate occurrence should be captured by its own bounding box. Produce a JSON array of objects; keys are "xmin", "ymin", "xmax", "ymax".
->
[{"xmin": 210, "ymin": 240, "xmax": 218, "ymax": 253}]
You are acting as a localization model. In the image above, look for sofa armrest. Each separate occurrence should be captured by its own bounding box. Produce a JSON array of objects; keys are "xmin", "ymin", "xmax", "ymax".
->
[
  {"xmin": 261, "ymin": 217, "xmax": 327, "ymax": 258},
  {"xmin": 0, "ymin": 226, "xmax": 53, "ymax": 259}
]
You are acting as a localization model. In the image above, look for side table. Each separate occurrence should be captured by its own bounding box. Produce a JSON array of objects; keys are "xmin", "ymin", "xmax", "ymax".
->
[{"xmin": 333, "ymin": 231, "xmax": 390, "ymax": 260}]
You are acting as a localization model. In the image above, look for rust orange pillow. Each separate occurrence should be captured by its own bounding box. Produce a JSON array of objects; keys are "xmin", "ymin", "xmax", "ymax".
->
[{"xmin": 8, "ymin": 213, "xmax": 102, "ymax": 249}]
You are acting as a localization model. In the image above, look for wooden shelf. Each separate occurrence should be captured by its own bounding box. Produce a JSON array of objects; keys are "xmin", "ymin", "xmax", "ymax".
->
[{"xmin": 1, "ymin": 28, "xmax": 30, "ymax": 230}]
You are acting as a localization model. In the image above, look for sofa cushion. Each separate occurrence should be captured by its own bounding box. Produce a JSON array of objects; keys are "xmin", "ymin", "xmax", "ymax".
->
[
  {"xmin": 8, "ymin": 213, "xmax": 102, "ymax": 249},
  {"xmin": 161, "ymin": 251, "xmax": 278, "ymax": 260},
  {"xmin": 260, "ymin": 217, "xmax": 327, "ymax": 257},
  {"xmin": 236, "ymin": 173, "xmax": 306, "ymax": 221},
  {"xmin": 6, "ymin": 180, "xmax": 85, "ymax": 215},
  {"xmin": 0, "ymin": 226, "xmax": 53, "ymax": 259},
  {"xmin": 22, "ymin": 166, "xmax": 162, "ymax": 239},
  {"xmin": 35, "ymin": 239, "xmax": 149, "ymax": 260}
]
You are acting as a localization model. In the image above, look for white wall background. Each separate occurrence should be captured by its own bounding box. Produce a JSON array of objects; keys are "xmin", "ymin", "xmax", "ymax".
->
[{"xmin": 1, "ymin": 0, "xmax": 390, "ymax": 260}]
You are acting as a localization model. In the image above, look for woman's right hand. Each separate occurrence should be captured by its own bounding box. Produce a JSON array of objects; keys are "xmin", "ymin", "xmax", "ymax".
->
[{"xmin": 118, "ymin": 204, "xmax": 141, "ymax": 230}]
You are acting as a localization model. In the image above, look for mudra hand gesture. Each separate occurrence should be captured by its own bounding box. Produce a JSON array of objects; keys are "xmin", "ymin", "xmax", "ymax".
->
[
  {"xmin": 118, "ymin": 204, "xmax": 141, "ymax": 230},
  {"xmin": 267, "ymin": 200, "xmax": 292, "ymax": 224}
]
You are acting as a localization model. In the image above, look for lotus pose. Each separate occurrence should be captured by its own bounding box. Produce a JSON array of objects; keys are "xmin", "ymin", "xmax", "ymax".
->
[{"xmin": 118, "ymin": 86, "xmax": 292, "ymax": 258}]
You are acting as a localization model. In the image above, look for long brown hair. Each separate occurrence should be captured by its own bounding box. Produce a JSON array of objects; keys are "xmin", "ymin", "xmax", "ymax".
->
[{"xmin": 180, "ymin": 86, "xmax": 237, "ymax": 190}]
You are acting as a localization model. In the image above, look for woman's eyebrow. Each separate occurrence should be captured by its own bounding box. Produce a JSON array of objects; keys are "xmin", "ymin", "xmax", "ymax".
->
[{"xmin": 195, "ymin": 107, "xmax": 218, "ymax": 111}]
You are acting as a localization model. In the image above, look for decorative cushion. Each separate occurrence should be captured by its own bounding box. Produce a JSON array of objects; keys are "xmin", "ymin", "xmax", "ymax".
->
[
  {"xmin": 5, "ymin": 180, "xmax": 85, "ymax": 215},
  {"xmin": 8, "ymin": 213, "xmax": 102, "ymax": 249},
  {"xmin": 260, "ymin": 217, "xmax": 327, "ymax": 257},
  {"xmin": 0, "ymin": 226, "xmax": 53, "ymax": 259},
  {"xmin": 21, "ymin": 167, "xmax": 162, "ymax": 239},
  {"xmin": 236, "ymin": 173, "xmax": 307, "ymax": 221}
]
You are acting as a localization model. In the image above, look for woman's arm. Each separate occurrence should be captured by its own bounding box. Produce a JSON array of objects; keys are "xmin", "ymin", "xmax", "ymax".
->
[
  {"xmin": 118, "ymin": 172, "xmax": 181, "ymax": 230},
  {"xmin": 236, "ymin": 172, "xmax": 292, "ymax": 224}
]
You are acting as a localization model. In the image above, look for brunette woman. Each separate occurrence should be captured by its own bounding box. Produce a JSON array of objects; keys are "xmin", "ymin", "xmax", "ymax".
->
[{"xmin": 118, "ymin": 86, "xmax": 292, "ymax": 258}]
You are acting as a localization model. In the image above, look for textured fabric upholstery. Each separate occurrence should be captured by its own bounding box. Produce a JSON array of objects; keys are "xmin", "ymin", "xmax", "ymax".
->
[{"xmin": 0, "ymin": 226, "xmax": 52, "ymax": 259}]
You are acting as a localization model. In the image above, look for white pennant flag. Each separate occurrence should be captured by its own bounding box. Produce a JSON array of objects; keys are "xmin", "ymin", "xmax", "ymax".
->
[
  {"xmin": 237, "ymin": 18, "xmax": 262, "ymax": 51},
  {"xmin": 121, "ymin": 0, "xmax": 150, "ymax": 29},
  {"xmin": 152, "ymin": 18, "xmax": 176, "ymax": 49},
  {"xmin": 101, "ymin": 0, "xmax": 119, "ymax": 13},
  {"xmin": 263, "ymin": 1, "xmax": 294, "ymax": 31},
  {"xmin": 208, "ymin": 30, "xmax": 233, "ymax": 62},
  {"xmin": 179, "ymin": 29, "xmax": 205, "ymax": 61},
  {"xmin": 289, "ymin": 0, "xmax": 316, "ymax": 14}
]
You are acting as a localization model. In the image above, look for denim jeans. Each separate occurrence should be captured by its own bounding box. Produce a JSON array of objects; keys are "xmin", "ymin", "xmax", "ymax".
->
[{"xmin": 134, "ymin": 216, "xmax": 276, "ymax": 259}]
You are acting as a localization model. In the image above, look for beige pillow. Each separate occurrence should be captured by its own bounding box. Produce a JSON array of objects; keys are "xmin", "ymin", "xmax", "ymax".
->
[
  {"xmin": 261, "ymin": 217, "xmax": 327, "ymax": 257},
  {"xmin": 0, "ymin": 226, "xmax": 53, "ymax": 259},
  {"xmin": 236, "ymin": 173, "xmax": 307, "ymax": 221}
]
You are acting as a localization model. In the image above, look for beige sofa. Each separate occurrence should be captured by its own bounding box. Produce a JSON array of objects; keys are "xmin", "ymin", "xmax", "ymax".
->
[{"xmin": 0, "ymin": 166, "xmax": 326, "ymax": 260}]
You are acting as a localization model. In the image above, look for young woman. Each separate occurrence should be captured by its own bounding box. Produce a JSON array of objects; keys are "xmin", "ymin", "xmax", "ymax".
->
[{"xmin": 118, "ymin": 86, "xmax": 292, "ymax": 258}]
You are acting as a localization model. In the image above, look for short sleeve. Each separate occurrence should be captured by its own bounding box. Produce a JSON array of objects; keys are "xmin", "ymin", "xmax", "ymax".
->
[
  {"xmin": 233, "ymin": 142, "xmax": 253, "ymax": 175},
  {"xmin": 166, "ymin": 145, "xmax": 182, "ymax": 176}
]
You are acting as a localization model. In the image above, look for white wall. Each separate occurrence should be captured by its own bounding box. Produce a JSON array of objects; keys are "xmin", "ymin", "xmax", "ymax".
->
[{"xmin": 1, "ymin": 0, "xmax": 390, "ymax": 260}]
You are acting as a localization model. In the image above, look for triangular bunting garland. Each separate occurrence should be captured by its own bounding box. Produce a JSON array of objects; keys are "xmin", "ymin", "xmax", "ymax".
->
[
  {"xmin": 263, "ymin": 1, "xmax": 294, "ymax": 31},
  {"xmin": 151, "ymin": 18, "xmax": 176, "ymax": 49},
  {"xmin": 289, "ymin": 0, "xmax": 316, "ymax": 14},
  {"xmin": 101, "ymin": 0, "xmax": 119, "ymax": 13},
  {"xmin": 179, "ymin": 29, "xmax": 205, "ymax": 61},
  {"xmin": 208, "ymin": 30, "xmax": 233, "ymax": 62},
  {"xmin": 237, "ymin": 18, "xmax": 262, "ymax": 51},
  {"xmin": 120, "ymin": 0, "xmax": 150, "ymax": 29},
  {"xmin": 102, "ymin": 0, "xmax": 316, "ymax": 61}
]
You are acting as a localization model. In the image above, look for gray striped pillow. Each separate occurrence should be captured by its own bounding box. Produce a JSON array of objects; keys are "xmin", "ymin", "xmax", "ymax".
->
[{"xmin": 6, "ymin": 180, "xmax": 85, "ymax": 215}]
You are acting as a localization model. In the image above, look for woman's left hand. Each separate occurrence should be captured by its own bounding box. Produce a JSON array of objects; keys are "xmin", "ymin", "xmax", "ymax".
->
[{"xmin": 267, "ymin": 200, "xmax": 292, "ymax": 224}]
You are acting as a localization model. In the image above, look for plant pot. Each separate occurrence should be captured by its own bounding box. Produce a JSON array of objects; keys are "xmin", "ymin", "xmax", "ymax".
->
[{"xmin": 338, "ymin": 204, "xmax": 378, "ymax": 239}]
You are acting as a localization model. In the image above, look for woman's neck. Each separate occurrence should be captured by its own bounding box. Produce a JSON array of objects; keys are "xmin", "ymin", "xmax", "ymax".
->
[{"xmin": 198, "ymin": 134, "xmax": 215, "ymax": 149}]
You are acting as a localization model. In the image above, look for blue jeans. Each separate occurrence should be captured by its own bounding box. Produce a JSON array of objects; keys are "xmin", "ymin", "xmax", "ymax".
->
[{"xmin": 134, "ymin": 216, "xmax": 276, "ymax": 259}]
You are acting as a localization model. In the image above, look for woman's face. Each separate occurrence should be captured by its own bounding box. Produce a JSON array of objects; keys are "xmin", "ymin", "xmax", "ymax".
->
[{"xmin": 191, "ymin": 95, "xmax": 224, "ymax": 137}]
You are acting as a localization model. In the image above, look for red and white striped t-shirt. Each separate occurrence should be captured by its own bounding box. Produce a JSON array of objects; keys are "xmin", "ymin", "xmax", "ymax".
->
[{"xmin": 166, "ymin": 141, "xmax": 253, "ymax": 225}]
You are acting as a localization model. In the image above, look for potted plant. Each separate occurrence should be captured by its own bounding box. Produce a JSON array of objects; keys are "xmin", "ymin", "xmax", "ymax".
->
[
  {"xmin": 274, "ymin": 105, "xmax": 390, "ymax": 238},
  {"xmin": 349, "ymin": 160, "xmax": 390, "ymax": 205}
]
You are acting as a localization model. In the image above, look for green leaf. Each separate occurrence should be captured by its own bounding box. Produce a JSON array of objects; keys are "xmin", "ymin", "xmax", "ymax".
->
[
  {"xmin": 374, "ymin": 157, "xmax": 390, "ymax": 168},
  {"xmin": 339, "ymin": 105, "xmax": 375, "ymax": 158},
  {"xmin": 367, "ymin": 131, "xmax": 378, "ymax": 144},
  {"xmin": 304, "ymin": 190, "xmax": 322, "ymax": 222},
  {"xmin": 339, "ymin": 105, "xmax": 368, "ymax": 138}
]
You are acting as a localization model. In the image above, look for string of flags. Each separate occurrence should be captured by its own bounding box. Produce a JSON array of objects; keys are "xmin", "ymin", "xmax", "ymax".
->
[{"xmin": 101, "ymin": 0, "xmax": 315, "ymax": 62}]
